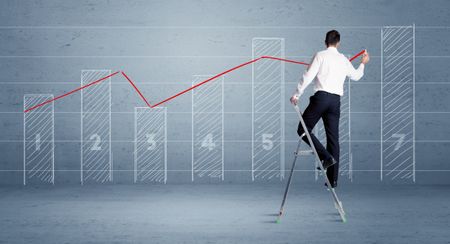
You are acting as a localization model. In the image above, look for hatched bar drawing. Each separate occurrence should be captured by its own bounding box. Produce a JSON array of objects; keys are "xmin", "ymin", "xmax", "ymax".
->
[
  {"xmin": 192, "ymin": 75, "xmax": 224, "ymax": 181},
  {"xmin": 134, "ymin": 107, "xmax": 167, "ymax": 183},
  {"xmin": 23, "ymin": 94, "xmax": 55, "ymax": 185},
  {"xmin": 81, "ymin": 70, "xmax": 112, "ymax": 184},
  {"xmin": 381, "ymin": 25, "xmax": 415, "ymax": 182},
  {"xmin": 339, "ymin": 79, "xmax": 352, "ymax": 181},
  {"xmin": 252, "ymin": 38, "xmax": 285, "ymax": 181}
]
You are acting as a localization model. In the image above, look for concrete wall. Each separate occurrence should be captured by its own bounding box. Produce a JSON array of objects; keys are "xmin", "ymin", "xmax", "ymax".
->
[{"xmin": 1, "ymin": 0, "xmax": 449, "ymax": 184}]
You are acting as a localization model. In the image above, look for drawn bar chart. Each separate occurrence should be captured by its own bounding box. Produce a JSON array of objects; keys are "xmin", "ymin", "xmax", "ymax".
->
[
  {"xmin": 23, "ymin": 94, "xmax": 55, "ymax": 185},
  {"xmin": 381, "ymin": 25, "xmax": 415, "ymax": 182},
  {"xmin": 18, "ymin": 48, "xmax": 365, "ymax": 185},
  {"xmin": 134, "ymin": 107, "xmax": 167, "ymax": 183},
  {"xmin": 252, "ymin": 38, "xmax": 285, "ymax": 181},
  {"xmin": 192, "ymin": 75, "xmax": 224, "ymax": 181},
  {"xmin": 22, "ymin": 53, "xmax": 365, "ymax": 114},
  {"xmin": 81, "ymin": 70, "xmax": 112, "ymax": 184}
]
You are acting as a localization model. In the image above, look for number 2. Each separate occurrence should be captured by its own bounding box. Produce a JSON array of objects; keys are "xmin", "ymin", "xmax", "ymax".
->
[{"xmin": 90, "ymin": 134, "xmax": 102, "ymax": 151}]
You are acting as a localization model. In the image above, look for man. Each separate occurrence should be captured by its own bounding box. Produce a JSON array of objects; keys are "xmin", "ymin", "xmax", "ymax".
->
[{"xmin": 290, "ymin": 30, "xmax": 370, "ymax": 188}]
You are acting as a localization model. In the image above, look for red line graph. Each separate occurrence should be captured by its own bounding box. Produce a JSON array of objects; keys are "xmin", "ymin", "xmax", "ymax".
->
[
  {"xmin": 349, "ymin": 49, "xmax": 366, "ymax": 62},
  {"xmin": 23, "ymin": 50, "xmax": 365, "ymax": 113},
  {"xmin": 121, "ymin": 71, "xmax": 152, "ymax": 108},
  {"xmin": 24, "ymin": 71, "xmax": 120, "ymax": 112}
]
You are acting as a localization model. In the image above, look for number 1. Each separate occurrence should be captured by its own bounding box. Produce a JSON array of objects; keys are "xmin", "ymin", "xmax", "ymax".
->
[{"xmin": 35, "ymin": 133, "xmax": 41, "ymax": 151}]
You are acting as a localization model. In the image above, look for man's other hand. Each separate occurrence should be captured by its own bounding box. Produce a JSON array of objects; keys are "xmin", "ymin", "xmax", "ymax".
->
[
  {"xmin": 290, "ymin": 95, "xmax": 299, "ymax": 106},
  {"xmin": 361, "ymin": 50, "xmax": 370, "ymax": 64}
]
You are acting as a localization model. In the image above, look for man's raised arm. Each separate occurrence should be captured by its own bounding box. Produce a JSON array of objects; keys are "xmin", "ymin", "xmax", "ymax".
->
[{"xmin": 347, "ymin": 50, "xmax": 370, "ymax": 81}]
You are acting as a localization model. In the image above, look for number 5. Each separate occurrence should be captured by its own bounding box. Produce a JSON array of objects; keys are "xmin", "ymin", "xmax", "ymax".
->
[{"xmin": 262, "ymin": 133, "xmax": 273, "ymax": 150}]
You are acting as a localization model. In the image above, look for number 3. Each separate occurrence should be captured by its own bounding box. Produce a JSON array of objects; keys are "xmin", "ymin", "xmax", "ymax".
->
[{"xmin": 146, "ymin": 133, "xmax": 156, "ymax": 150}]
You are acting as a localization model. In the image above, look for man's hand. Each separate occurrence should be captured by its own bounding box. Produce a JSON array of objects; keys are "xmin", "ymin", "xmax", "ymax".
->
[
  {"xmin": 290, "ymin": 95, "xmax": 299, "ymax": 106},
  {"xmin": 361, "ymin": 50, "xmax": 370, "ymax": 64}
]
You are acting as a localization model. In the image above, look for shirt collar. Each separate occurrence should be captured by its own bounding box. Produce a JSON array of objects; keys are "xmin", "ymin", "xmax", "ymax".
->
[{"xmin": 327, "ymin": 46, "xmax": 338, "ymax": 52}]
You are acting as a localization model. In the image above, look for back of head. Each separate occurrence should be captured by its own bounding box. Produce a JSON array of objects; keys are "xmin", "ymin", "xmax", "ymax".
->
[{"xmin": 325, "ymin": 30, "xmax": 340, "ymax": 47}]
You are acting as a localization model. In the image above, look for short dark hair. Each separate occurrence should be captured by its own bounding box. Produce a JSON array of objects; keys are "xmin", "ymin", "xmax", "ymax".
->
[{"xmin": 325, "ymin": 30, "xmax": 340, "ymax": 47}]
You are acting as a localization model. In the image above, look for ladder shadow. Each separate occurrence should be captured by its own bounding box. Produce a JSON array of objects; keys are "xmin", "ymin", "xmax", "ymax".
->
[
  {"xmin": 261, "ymin": 213, "xmax": 280, "ymax": 224},
  {"xmin": 262, "ymin": 220, "xmax": 278, "ymax": 224}
]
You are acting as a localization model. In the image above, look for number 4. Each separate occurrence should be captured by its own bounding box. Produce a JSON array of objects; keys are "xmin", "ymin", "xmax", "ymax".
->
[{"xmin": 201, "ymin": 133, "xmax": 215, "ymax": 151}]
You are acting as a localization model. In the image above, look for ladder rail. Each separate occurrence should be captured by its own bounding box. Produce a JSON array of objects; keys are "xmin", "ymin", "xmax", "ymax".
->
[
  {"xmin": 293, "ymin": 106, "xmax": 340, "ymax": 195},
  {"xmin": 294, "ymin": 105, "xmax": 346, "ymax": 220},
  {"xmin": 277, "ymin": 105, "xmax": 346, "ymax": 222},
  {"xmin": 277, "ymin": 140, "xmax": 301, "ymax": 218}
]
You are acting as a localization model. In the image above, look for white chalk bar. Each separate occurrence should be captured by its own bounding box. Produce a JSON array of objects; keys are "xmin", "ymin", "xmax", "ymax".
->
[
  {"xmin": 81, "ymin": 70, "xmax": 112, "ymax": 184},
  {"xmin": 192, "ymin": 75, "xmax": 224, "ymax": 181},
  {"xmin": 381, "ymin": 26, "xmax": 415, "ymax": 182},
  {"xmin": 252, "ymin": 38, "xmax": 285, "ymax": 181},
  {"xmin": 134, "ymin": 107, "xmax": 167, "ymax": 183},
  {"xmin": 23, "ymin": 94, "xmax": 55, "ymax": 185}
]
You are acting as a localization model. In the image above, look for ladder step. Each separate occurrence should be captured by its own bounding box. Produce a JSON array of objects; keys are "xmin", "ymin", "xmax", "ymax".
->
[{"xmin": 297, "ymin": 150, "xmax": 314, "ymax": 155}]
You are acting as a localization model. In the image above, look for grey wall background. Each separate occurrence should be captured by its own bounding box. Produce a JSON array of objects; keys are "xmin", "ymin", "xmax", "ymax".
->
[{"xmin": 0, "ymin": 0, "xmax": 449, "ymax": 185}]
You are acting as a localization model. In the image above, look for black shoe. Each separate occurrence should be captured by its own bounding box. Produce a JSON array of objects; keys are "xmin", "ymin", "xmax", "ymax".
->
[
  {"xmin": 317, "ymin": 157, "xmax": 337, "ymax": 170},
  {"xmin": 324, "ymin": 181, "xmax": 337, "ymax": 188}
]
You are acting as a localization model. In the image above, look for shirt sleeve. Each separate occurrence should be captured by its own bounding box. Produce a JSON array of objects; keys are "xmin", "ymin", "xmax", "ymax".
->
[
  {"xmin": 347, "ymin": 59, "xmax": 365, "ymax": 81},
  {"xmin": 293, "ymin": 54, "xmax": 321, "ymax": 98}
]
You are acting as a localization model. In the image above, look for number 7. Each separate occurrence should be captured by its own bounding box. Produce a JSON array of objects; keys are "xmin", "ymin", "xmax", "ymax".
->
[{"xmin": 392, "ymin": 133, "xmax": 405, "ymax": 151}]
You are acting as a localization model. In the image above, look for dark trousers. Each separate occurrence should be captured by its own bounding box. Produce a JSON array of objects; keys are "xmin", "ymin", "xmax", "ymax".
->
[{"xmin": 297, "ymin": 91, "xmax": 340, "ymax": 184}]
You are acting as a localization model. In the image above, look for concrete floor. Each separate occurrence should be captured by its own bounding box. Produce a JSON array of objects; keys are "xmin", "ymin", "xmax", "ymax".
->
[{"xmin": 0, "ymin": 184, "xmax": 449, "ymax": 244}]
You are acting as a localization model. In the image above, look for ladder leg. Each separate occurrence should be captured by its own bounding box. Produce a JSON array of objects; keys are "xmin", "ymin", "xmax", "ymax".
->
[
  {"xmin": 276, "ymin": 140, "xmax": 302, "ymax": 223},
  {"xmin": 294, "ymin": 105, "xmax": 347, "ymax": 222}
]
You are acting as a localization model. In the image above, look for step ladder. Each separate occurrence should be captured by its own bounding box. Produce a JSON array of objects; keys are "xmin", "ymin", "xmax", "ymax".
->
[{"xmin": 276, "ymin": 105, "xmax": 347, "ymax": 223}]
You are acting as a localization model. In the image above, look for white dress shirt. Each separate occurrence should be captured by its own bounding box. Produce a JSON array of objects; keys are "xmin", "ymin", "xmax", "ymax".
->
[{"xmin": 293, "ymin": 47, "xmax": 364, "ymax": 98}]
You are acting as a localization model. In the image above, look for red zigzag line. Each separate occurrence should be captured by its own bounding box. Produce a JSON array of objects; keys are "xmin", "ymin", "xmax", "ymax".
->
[{"xmin": 23, "ymin": 50, "xmax": 365, "ymax": 113}]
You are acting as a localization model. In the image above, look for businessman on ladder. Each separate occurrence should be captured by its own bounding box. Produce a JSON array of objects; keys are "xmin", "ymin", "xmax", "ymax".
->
[{"xmin": 290, "ymin": 30, "xmax": 370, "ymax": 188}]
